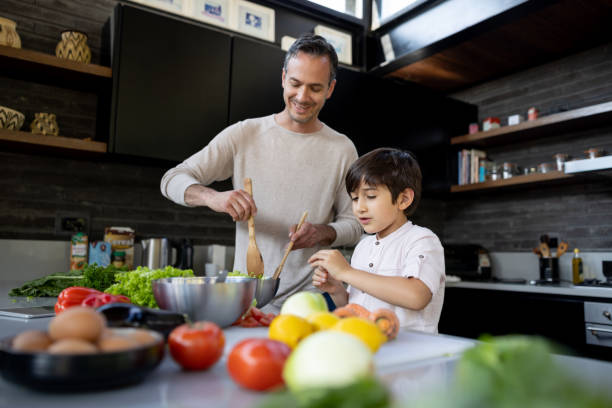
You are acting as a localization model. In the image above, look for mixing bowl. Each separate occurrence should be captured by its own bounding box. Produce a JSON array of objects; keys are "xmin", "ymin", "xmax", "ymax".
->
[
  {"xmin": 152, "ymin": 276, "xmax": 256, "ymax": 327},
  {"xmin": 255, "ymin": 277, "xmax": 280, "ymax": 307}
]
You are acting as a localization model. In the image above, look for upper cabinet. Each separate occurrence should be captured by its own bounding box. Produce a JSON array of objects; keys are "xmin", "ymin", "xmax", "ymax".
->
[
  {"xmin": 229, "ymin": 37, "xmax": 285, "ymax": 125},
  {"xmin": 109, "ymin": 4, "xmax": 232, "ymax": 161}
]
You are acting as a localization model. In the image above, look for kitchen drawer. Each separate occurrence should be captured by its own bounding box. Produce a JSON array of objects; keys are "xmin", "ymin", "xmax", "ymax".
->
[
  {"xmin": 585, "ymin": 323, "xmax": 612, "ymax": 347},
  {"xmin": 584, "ymin": 301, "xmax": 612, "ymax": 325}
]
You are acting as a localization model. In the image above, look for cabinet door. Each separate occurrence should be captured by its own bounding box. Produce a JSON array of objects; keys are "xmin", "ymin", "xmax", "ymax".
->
[
  {"xmin": 110, "ymin": 5, "xmax": 231, "ymax": 161},
  {"xmin": 228, "ymin": 36, "xmax": 285, "ymax": 125}
]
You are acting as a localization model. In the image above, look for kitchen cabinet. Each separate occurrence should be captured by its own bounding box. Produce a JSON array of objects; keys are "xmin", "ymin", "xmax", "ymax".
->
[
  {"xmin": 109, "ymin": 4, "xmax": 231, "ymax": 161},
  {"xmin": 450, "ymin": 101, "xmax": 612, "ymax": 192},
  {"xmin": 440, "ymin": 286, "xmax": 612, "ymax": 361},
  {"xmin": 0, "ymin": 45, "xmax": 110, "ymax": 154},
  {"xmin": 228, "ymin": 36, "xmax": 285, "ymax": 125}
]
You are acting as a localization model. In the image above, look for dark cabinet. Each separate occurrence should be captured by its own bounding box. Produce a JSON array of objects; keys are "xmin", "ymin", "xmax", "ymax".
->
[
  {"xmin": 229, "ymin": 36, "xmax": 285, "ymax": 125},
  {"xmin": 440, "ymin": 287, "xmax": 612, "ymax": 361},
  {"xmin": 110, "ymin": 4, "xmax": 231, "ymax": 161}
]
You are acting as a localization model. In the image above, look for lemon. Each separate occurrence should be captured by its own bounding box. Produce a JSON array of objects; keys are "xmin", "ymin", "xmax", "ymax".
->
[
  {"xmin": 331, "ymin": 317, "xmax": 387, "ymax": 352},
  {"xmin": 306, "ymin": 311, "xmax": 340, "ymax": 331},
  {"xmin": 269, "ymin": 314, "xmax": 314, "ymax": 349}
]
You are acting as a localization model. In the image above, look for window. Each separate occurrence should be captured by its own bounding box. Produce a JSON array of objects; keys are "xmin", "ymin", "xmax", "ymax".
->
[{"xmin": 307, "ymin": 0, "xmax": 363, "ymax": 19}]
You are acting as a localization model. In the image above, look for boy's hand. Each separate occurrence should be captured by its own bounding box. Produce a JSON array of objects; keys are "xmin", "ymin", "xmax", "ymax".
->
[
  {"xmin": 308, "ymin": 250, "xmax": 350, "ymax": 281},
  {"xmin": 312, "ymin": 266, "xmax": 343, "ymax": 293}
]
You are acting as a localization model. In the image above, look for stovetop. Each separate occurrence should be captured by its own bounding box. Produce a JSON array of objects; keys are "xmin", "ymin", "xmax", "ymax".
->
[{"xmin": 576, "ymin": 279, "xmax": 612, "ymax": 288}]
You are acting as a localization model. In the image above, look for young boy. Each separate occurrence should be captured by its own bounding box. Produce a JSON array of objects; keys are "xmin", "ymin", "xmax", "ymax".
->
[{"xmin": 309, "ymin": 147, "xmax": 445, "ymax": 333}]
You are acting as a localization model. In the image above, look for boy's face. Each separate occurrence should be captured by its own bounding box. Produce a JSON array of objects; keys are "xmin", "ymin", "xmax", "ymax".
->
[{"xmin": 350, "ymin": 181, "xmax": 414, "ymax": 239}]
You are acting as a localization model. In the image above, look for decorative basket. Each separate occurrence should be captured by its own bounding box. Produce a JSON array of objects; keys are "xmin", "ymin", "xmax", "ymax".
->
[
  {"xmin": 0, "ymin": 105, "xmax": 25, "ymax": 130},
  {"xmin": 55, "ymin": 30, "xmax": 91, "ymax": 64},
  {"xmin": 0, "ymin": 17, "xmax": 21, "ymax": 48},
  {"xmin": 30, "ymin": 113, "xmax": 59, "ymax": 136}
]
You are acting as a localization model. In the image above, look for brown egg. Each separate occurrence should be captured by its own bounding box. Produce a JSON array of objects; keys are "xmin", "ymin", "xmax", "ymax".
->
[
  {"xmin": 48, "ymin": 306, "xmax": 106, "ymax": 342},
  {"xmin": 126, "ymin": 329, "xmax": 158, "ymax": 346},
  {"xmin": 48, "ymin": 338, "xmax": 98, "ymax": 354},
  {"xmin": 12, "ymin": 330, "xmax": 52, "ymax": 352},
  {"xmin": 98, "ymin": 335, "xmax": 138, "ymax": 352}
]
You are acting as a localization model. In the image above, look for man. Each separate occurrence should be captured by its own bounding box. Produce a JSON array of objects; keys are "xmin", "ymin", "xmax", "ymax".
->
[{"xmin": 160, "ymin": 34, "xmax": 362, "ymax": 312}]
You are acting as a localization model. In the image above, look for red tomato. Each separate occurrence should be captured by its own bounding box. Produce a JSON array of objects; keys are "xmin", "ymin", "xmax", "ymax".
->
[
  {"xmin": 168, "ymin": 321, "xmax": 225, "ymax": 371},
  {"xmin": 227, "ymin": 338, "xmax": 291, "ymax": 391}
]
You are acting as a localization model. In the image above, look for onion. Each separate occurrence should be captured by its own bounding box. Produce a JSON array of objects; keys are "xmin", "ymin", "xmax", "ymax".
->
[
  {"xmin": 280, "ymin": 291, "xmax": 328, "ymax": 319},
  {"xmin": 283, "ymin": 331, "xmax": 374, "ymax": 391}
]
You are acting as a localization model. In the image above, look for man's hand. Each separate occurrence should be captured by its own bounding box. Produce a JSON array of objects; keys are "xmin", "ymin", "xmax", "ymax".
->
[
  {"xmin": 308, "ymin": 249, "xmax": 351, "ymax": 281},
  {"xmin": 185, "ymin": 185, "xmax": 256, "ymax": 222},
  {"xmin": 289, "ymin": 222, "xmax": 336, "ymax": 250}
]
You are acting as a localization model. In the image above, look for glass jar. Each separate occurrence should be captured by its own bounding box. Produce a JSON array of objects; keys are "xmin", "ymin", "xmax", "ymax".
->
[
  {"xmin": 486, "ymin": 162, "xmax": 499, "ymax": 181},
  {"xmin": 538, "ymin": 162, "xmax": 554, "ymax": 173},
  {"xmin": 112, "ymin": 251, "xmax": 126, "ymax": 268},
  {"xmin": 502, "ymin": 162, "xmax": 517, "ymax": 179}
]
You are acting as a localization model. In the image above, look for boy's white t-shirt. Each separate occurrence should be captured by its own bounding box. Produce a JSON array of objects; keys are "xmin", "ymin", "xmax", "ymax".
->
[{"xmin": 347, "ymin": 221, "xmax": 446, "ymax": 334}]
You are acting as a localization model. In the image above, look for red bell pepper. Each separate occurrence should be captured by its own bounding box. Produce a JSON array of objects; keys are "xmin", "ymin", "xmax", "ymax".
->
[
  {"xmin": 55, "ymin": 286, "xmax": 102, "ymax": 314},
  {"xmin": 81, "ymin": 293, "xmax": 131, "ymax": 308}
]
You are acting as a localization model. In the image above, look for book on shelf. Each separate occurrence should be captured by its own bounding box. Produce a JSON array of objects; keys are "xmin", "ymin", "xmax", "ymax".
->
[{"xmin": 458, "ymin": 148, "xmax": 487, "ymax": 185}]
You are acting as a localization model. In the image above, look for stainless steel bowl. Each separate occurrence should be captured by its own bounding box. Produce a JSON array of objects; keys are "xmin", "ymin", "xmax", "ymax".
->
[
  {"xmin": 255, "ymin": 277, "xmax": 280, "ymax": 307},
  {"xmin": 152, "ymin": 276, "xmax": 256, "ymax": 327}
]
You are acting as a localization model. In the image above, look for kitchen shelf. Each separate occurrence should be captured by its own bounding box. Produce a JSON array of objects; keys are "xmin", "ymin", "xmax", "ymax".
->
[
  {"xmin": 0, "ymin": 45, "xmax": 111, "ymax": 91},
  {"xmin": 0, "ymin": 128, "xmax": 107, "ymax": 153},
  {"xmin": 450, "ymin": 171, "xmax": 572, "ymax": 192},
  {"xmin": 451, "ymin": 101, "xmax": 612, "ymax": 147}
]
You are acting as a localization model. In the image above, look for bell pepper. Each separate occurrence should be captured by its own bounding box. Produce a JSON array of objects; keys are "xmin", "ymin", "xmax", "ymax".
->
[
  {"xmin": 81, "ymin": 293, "xmax": 131, "ymax": 308},
  {"xmin": 55, "ymin": 286, "xmax": 102, "ymax": 314}
]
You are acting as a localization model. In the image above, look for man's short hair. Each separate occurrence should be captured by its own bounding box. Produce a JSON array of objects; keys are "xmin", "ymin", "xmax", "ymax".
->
[
  {"xmin": 345, "ymin": 148, "xmax": 422, "ymax": 216},
  {"xmin": 283, "ymin": 33, "xmax": 338, "ymax": 84}
]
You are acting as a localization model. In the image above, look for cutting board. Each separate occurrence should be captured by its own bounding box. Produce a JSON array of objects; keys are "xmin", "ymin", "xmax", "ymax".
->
[{"xmin": 222, "ymin": 327, "xmax": 475, "ymax": 369}]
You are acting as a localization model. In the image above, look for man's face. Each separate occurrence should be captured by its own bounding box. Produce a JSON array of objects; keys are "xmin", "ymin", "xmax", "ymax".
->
[{"xmin": 281, "ymin": 52, "xmax": 336, "ymax": 126}]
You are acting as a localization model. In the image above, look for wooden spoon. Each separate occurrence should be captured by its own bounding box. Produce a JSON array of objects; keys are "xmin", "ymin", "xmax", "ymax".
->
[
  {"xmin": 273, "ymin": 211, "xmax": 308, "ymax": 280},
  {"xmin": 244, "ymin": 178, "xmax": 264, "ymax": 278},
  {"xmin": 539, "ymin": 242, "xmax": 551, "ymax": 258}
]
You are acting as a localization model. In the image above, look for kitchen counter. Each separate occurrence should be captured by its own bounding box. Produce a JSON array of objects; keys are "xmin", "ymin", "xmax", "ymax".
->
[
  {"xmin": 447, "ymin": 280, "xmax": 612, "ymax": 299},
  {"xmin": 2, "ymin": 284, "xmax": 612, "ymax": 407}
]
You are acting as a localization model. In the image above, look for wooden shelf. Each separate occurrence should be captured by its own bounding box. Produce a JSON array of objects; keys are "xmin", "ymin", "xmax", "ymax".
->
[
  {"xmin": 0, "ymin": 128, "xmax": 107, "ymax": 153},
  {"xmin": 451, "ymin": 101, "xmax": 612, "ymax": 147},
  {"xmin": 0, "ymin": 45, "xmax": 111, "ymax": 91},
  {"xmin": 450, "ymin": 171, "xmax": 572, "ymax": 192}
]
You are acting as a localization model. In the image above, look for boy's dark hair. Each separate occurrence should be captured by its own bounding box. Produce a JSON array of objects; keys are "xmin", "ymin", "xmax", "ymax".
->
[
  {"xmin": 283, "ymin": 33, "xmax": 338, "ymax": 85},
  {"xmin": 345, "ymin": 147, "xmax": 422, "ymax": 217}
]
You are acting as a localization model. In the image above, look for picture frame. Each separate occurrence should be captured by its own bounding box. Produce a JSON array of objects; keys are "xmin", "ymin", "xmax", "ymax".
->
[
  {"xmin": 281, "ymin": 35, "xmax": 296, "ymax": 51},
  {"xmin": 129, "ymin": 0, "xmax": 186, "ymax": 15},
  {"xmin": 234, "ymin": 0, "xmax": 275, "ymax": 42},
  {"xmin": 190, "ymin": 0, "xmax": 232, "ymax": 28},
  {"xmin": 314, "ymin": 25, "xmax": 352, "ymax": 65}
]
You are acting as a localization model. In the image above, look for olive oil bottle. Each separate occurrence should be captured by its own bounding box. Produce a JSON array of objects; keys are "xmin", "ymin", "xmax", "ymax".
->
[{"xmin": 572, "ymin": 248, "xmax": 583, "ymax": 284}]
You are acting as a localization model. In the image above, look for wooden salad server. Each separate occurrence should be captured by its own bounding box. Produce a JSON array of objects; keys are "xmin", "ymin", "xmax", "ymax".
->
[
  {"xmin": 273, "ymin": 211, "xmax": 308, "ymax": 280},
  {"xmin": 244, "ymin": 178, "xmax": 264, "ymax": 278}
]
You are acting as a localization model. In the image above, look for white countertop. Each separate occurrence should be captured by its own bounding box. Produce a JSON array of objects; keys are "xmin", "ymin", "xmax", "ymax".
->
[{"xmin": 447, "ymin": 280, "xmax": 612, "ymax": 299}]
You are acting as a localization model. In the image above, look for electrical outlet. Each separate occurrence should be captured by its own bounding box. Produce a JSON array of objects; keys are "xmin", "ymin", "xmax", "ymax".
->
[{"xmin": 55, "ymin": 212, "xmax": 90, "ymax": 236}]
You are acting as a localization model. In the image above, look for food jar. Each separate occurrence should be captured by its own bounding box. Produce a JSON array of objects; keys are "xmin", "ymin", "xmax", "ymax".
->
[
  {"xmin": 585, "ymin": 148, "xmax": 603, "ymax": 159},
  {"xmin": 502, "ymin": 162, "xmax": 517, "ymax": 179},
  {"xmin": 112, "ymin": 251, "xmax": 126, "ymax": 268},
  {"xmin": 553, "ymin": 153, "xmax": 569, "ymax": 171},
  {"xmin": 538, "ymin": 162, "xmax": 554, "ymax": 173},
  {"xmin": 485, "ymin": 162, "xmax": 500, "ymax": 181}
]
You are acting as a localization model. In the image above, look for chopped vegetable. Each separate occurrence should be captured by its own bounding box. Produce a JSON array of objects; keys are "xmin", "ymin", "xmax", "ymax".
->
[
  {"xmin": 105, "ymin": 266, "xmax": 194, "ymax": 308},
  {"xmin": 9, "ymin": 270, "xmax": 85, "ymax": 298},
  {"xmin": 55, "ymin": 286, "xmax": 102, "ymax": 314}
]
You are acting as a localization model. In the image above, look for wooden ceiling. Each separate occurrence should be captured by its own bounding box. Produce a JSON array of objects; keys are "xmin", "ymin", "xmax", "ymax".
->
[{"xmin": 384, "ymin": 0, "xmax": 612, "ymax": 92}]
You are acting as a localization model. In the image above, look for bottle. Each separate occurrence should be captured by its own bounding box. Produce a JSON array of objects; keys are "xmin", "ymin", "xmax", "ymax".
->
[
  {"xmin": 572, "ymin": 248, "xmax": 583, "ymax": 284},
  {"xmin": 112, "ymin": 250, "xmax": 126, "ymax": 268}
]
